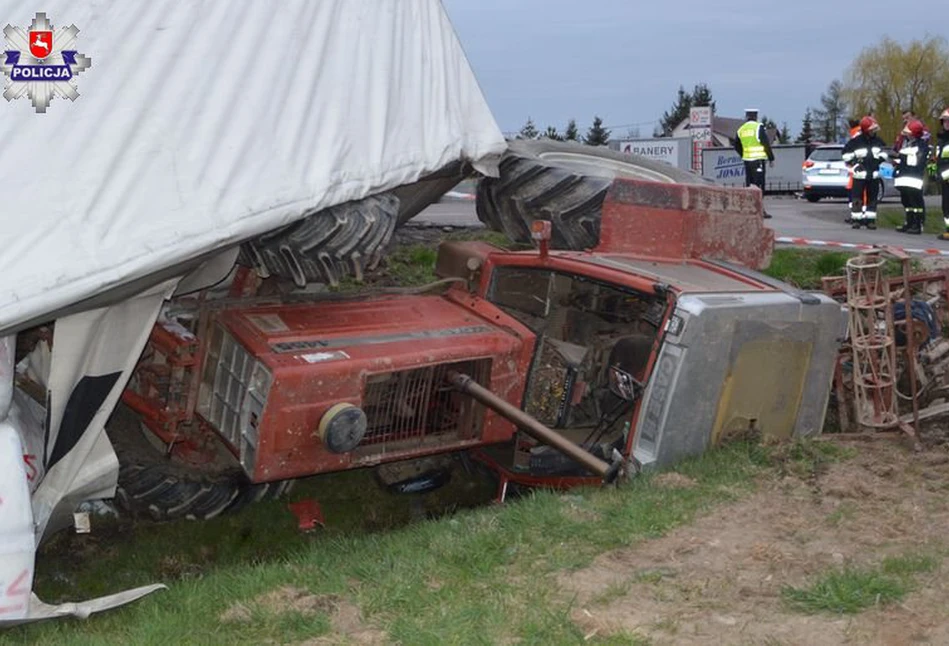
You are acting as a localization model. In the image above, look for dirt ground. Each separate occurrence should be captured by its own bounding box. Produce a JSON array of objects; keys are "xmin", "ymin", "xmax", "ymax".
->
[
  {"xmin": 221, "ymin": 585, "xmax": 388, "ymax": 645},
  {"xmin": 561, "ymin": 439, "xmax": 949, "ymax": 646}
]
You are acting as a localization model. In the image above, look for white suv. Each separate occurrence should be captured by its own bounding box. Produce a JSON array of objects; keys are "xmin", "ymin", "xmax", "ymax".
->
[{"xmin": 802, "ymin": 144, "xmax": 893, "ymax": 203}]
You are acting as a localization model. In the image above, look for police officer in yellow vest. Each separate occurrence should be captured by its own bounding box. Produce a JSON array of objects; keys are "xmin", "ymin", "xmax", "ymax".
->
[{"xmin": 734, "ymin": 109, "xmax": 775, "ymax": 218}]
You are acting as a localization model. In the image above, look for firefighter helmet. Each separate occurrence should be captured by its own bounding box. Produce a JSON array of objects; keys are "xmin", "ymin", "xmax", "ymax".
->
[
  {"xmin": 906, "ymin": 120, "xmax": 925, "ymax": 138},
  {"xmin": 860, "ymin": 116, "xmax": 879, "ymax": 134}
]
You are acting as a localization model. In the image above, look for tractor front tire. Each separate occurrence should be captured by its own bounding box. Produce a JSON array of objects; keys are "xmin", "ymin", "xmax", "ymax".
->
[
  {"xmin": 107, "ymin": 405, "xmax": 291, "ymax": 522},
  {"xmin": 239, "ymin": 193, "xmax": 399, "ymax": 289},
  {"xmin": 238, "ymin": 162, "xmax": 470, "ymax": 288}
]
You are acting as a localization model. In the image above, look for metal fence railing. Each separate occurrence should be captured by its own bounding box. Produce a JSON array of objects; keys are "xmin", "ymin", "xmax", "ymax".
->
[{"xmin": 716, "ymin": 181, "xmax": 803, "ymax": 194}]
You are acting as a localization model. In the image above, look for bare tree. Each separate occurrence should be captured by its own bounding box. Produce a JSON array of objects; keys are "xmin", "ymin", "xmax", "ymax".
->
[{"xmin": 842, "ymin": 36, "xmax": 949, "ymax": 139}]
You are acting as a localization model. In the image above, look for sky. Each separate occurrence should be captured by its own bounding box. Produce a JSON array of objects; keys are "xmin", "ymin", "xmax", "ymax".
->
[{"xmin": 442, "ymin": 0, "xmax": 938, "ymax": 139}]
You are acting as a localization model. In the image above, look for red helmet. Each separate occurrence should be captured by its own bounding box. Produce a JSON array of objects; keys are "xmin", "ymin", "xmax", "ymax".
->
[
  {"xmin": 859, "ymin": 116, "xmax": 879, "ymax": 134},
  {"xmin": 906, "ymin": 119, "xmax": 925, "ymax": 138}
]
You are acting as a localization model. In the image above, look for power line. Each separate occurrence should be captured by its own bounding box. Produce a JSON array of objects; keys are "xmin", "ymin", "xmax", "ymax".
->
[{"xmin": 601, "ymin": 119, "xmax": 660, "ymax": 130}]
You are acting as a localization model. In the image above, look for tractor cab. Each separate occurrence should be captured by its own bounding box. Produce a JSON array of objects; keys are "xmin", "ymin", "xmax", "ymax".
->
[{"xmin": 433, "ymin": 215, "xmax": 845, "ymax": 493}]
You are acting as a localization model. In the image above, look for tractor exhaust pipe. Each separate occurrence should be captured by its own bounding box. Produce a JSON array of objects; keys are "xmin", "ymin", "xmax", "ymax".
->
[{"xmin": 446, "ymin": 371, "xmax": 623, "ymax": 483}]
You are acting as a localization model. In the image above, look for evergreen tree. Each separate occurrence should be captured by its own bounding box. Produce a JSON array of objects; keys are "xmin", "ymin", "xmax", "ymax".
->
[
  {"xmin": 795, "ymin": 109, "xmax": 815, "ymax": 145},
  {"xmin": 519, "ymin": 117, "xmax": 539, "ymax": 140},
  {"xmin": 779, "ymin": 122, "xmax": 791, "ymax": 144},
  {"xmin": 564, "ymin": 119, "xmax": 580, "ymax": 142},
  {"xmin": 543, "ymin": 125, "xmax": 564, "ymax": 141},
  {"xmin": 659, "ymin": 86, "xmax": 692, "ymax": 137},
  {"xmin": 583, "ymin": 116, "xmax": 611, "ymax": 146},
  {"xmin": 691, "ymin": 83, "xmax": 715, "ymax": 111},
  {"xmin": 658, "ymin": 83, "xmax": 716, "ymax": 137}
]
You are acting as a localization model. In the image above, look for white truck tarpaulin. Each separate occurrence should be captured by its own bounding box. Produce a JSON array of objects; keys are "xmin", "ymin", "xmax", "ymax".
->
[
  {"xmin": 0, "ymin": 0, "xmax": 505, "ymax": 334},
  {"xmin": 0, "ymin": 0, "xmax": 505, "ymax": 624}
]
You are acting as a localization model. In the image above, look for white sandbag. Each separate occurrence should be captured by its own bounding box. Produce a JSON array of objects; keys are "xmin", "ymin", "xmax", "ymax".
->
[{"xmin": 0, "ymin": 422, "xmax": 35, "ymax": 622}]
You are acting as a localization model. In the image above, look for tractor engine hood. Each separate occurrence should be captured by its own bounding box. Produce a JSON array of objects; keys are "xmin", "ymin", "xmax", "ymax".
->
[{"xmin": 203, "ymin": 292, "xmax": 534, "ymax": 482}]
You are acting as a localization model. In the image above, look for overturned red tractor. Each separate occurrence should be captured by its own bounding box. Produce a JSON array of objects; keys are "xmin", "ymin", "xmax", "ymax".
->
[{"xmin": 113, "ymin": 176, "xmax": 844, "ymax": 520}]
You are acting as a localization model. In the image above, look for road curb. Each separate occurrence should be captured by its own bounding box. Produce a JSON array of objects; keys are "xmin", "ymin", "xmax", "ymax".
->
[{"xmin": 776, "ymin": 236, "xmax": 949, "ymax": 257}]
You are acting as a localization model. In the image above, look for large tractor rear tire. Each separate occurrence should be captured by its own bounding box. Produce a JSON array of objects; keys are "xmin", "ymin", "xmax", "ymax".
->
[
  {"xmin": 107, "ymin": 405, "xmax": 291, "ymax": 522},
  {"xmin": 477, "ymin": 140, "xmax": 707, "ymax": 250}
]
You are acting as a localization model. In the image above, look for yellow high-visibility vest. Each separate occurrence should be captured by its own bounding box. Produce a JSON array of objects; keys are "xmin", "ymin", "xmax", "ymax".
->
[{"xmin": 737, "ymin": 121, "xmax": 767, "ymax": 161}]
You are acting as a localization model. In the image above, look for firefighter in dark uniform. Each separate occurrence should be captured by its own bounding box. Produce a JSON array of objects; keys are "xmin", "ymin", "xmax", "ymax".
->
[
  {"xmin": 893, "ymin": 120, "xmax": 929, "ymax": 234},
  {"xmin": 845, "ymin": 118, "xmax": 862, "ymax": 222},
  {"xmin": 733, "ymin": 108, "xmax": 775, "ymax": 218},
  {"xmin": 937, "ymin": 108, "xmax": 949, "ymax": 241},
  {"xmin": 842, "ymin": 116, "xmax": 889, "ymax": 229}
]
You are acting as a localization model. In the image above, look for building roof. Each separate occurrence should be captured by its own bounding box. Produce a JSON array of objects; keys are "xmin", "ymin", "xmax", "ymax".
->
[{"xmin": 710, "ymin": 116, "xmax": 744, "ymax": 139}]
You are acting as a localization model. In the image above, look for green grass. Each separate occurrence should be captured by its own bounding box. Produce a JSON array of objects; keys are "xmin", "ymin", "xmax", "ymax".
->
[
  {"xmin": 383, "ymin": 228, "xmax": 520, "ymax": 288},
  {"xmin": 770, "ymin": 438, "xmax": 857, "ymax": 480},
  {"xmin": 877, "ymin": 206, "xmax": 944, "ymax": 235},
  {"xmin": 881, "ymin": 552, "xmax": 940, "ymax": 577},
  {"xmin": 333, "ymin": 228, "xmax": 519, "ymax": 292},
  {"xmin": 782, "ymin": 551, "xmax": 940, "ymax": 615},
  {"xmin": 765, "ymin": 247, "xmax": 920, "ymax": 291},
  {"xmin": 824, "ymin": 502, "xmax": 857, "ymax": 527},
  {"xmin": 4, "ymin": 439, "xmax": 774, "ymax": 645},
  {"xmin": 764, "ymin": 248, "xmax": 854, "ymax": 290},
  {"xmin": 386, "ymin": 243, "xmax": 440, "ymax": 286}
]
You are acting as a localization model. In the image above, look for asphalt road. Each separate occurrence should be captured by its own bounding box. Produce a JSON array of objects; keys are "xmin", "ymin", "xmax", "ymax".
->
[
  {"xmin": 417, "ymin": 195, "xmax": 948, "ymax": 252},
  {"xmin": 765, "ymin": 195, "xmax": 946, "ymax": 249}
]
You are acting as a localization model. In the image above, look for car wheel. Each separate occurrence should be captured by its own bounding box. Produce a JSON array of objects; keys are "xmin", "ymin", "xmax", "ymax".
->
[{"xmin": 805, "ymin": 195, "xmax": 820, "ymax": 203}]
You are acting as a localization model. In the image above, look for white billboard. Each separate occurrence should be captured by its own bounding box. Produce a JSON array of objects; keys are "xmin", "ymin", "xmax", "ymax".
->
[
  {"xmin": 617, "ymin": 138, "xmax": 687, "ymax": 169},
  {"xmin": 702, "ymin": 145, "xmax": 807, "ymax": 191}
]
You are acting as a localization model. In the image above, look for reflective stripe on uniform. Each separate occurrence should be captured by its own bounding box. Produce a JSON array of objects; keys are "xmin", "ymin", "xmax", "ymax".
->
[
  {"xmin": 853, "ymin": 147, "xmax": 869, "ymax": 158},
  {"xmin": 738, "ymin": 121, "xmax": 767, "ymax": 161},
  {"xmin": 853, "ymin": 170, "xmax": 867, "ymax": 179},
  {"xmin": 942, "ymin": 168, "xmax": 949, "ymax": 180},
  {"xmin": 842, "ymin": 152, "xmax": 855, "ymax": 161},
  {"xmin": 940, "ymin": 145, "xmax": 949, "ymax": 159},
  {"xmin": 895, "ymin": 176, "xmax": 924, "ymax": 189},
  {"xmin": 864, "ymin": 211, "xmax": 877, "ymax": 220},
  {"xmin": 901, "ymin": 146, "xmax": 919, "ymax": 155}
]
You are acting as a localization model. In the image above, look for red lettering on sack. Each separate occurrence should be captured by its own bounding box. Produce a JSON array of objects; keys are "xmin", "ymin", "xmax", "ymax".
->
[{"xmin": 23, "ymin": 454, "xmax": 38, "ymax": 482}]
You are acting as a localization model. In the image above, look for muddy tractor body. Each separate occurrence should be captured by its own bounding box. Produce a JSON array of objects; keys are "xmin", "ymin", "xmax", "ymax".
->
[{"xmin": 121, "ymin": 179, "xmax": 845, "ymax": 495}]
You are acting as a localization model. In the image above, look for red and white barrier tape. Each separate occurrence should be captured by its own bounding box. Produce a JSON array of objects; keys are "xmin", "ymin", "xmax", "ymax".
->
[{"xmin": 776, "ymin": 236, "xmax": 949, "ymax": 257}]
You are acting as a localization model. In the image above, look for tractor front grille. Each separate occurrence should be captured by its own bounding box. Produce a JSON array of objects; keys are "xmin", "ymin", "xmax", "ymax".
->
[
  {"xmin": 197, "ymin": 324, "xmax": 272, "ymax": 472},
  {"xmin": 359, "ymin": 359, "xmax": 491, "ymax": 451}
]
